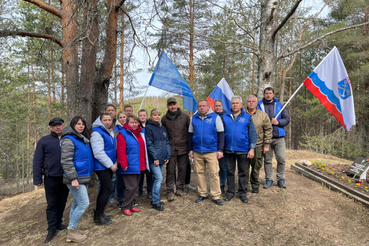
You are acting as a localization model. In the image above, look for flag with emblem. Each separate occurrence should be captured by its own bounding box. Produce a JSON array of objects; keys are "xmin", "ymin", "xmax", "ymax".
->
[{"xmin": 303, "ymin": 46, "xmax": 356, "ymax": 131}]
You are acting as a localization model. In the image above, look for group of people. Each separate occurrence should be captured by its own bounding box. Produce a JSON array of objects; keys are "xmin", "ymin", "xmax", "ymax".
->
[{"xmin": 33, "ymin": 86, "xmax": 290, "ymax": 243}]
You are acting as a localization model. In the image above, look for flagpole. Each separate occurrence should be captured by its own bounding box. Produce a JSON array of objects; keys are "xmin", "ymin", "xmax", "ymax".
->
[
  {"xmin": 139, "ymin": 85, "xmax": 150, "ymax": 111},
  {"xmin": 275, "ymin": 82, "xmax": 305, "ymax": 118}
]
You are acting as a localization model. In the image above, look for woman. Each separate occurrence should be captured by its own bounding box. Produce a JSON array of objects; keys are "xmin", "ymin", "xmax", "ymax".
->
[
  {"xmin": 137, "ymin": 109, "xmax": 153, "ymax": 198},
  {"xmin": 91, "ymin": 113, "xmax": 117, "ymax": 225},
  {"xmin": 61, "ymin": 116, "xmax": 94, "ymax": 243},
  {"xmin": 115, "ymin": 111, "xmax": 127, "ymax": 132},
  {"xmin": 116, "ymin": 115, "xmax": 149, "ymax": 216},
  {"xmin": 145, "ymin": 109, "xmax": 171, "ymax": 211}
]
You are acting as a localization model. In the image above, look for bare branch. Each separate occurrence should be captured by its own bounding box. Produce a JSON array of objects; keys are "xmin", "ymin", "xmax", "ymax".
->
[
  {"xmin": 116, "ymin": 0, "xmax": 126, "ymax": 10},
  {"xmin": 0, "ymin": 30, "xmax": 63, "ymax": 47},
  {"xmin": 22, "ymin": 0, "xmax": 62, "ymax": 19},
  {"xmin": 273, "ymin": 0, "xmax": 303, "ymax": 38},
  {"xmin": 278, "ymin": 21, "xmax": 369, "ymax": 60}
]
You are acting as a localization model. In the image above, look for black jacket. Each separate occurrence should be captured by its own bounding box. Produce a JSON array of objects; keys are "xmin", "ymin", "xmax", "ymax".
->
[
  {"xmin": 145, "ymin": 120, "xmax": 171, "ymax": 164},
  {"xmin": 33, "ymin": 132, "xmax": 63, "ymax": 185}
]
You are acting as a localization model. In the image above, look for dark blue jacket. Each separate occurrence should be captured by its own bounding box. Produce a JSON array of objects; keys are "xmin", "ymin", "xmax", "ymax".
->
[
  {"xmin": 257, "ymin": 97, "xmax": 290, "ymax": 138},
  {"xmin": 223, "ymin": 108, "xmax": 257, "ymax": 153},
  {"xmin": 145, "ymin": 120, "xmax": 171, "ymax": 164},
  {"xmin": 33, "ymin": 132, "xmax": 63, "ymax": 185},
  {"xmin": 191, "ymin": 112, "xmax": 219, "ymax": 153}
]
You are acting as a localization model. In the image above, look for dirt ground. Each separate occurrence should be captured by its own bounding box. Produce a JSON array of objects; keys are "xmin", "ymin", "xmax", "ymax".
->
[{"xmin": 1, "ymin": 150, "xmax": 369, "ymax": 246}]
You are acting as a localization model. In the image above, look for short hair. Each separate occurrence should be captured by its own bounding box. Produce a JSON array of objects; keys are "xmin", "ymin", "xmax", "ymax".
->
[
  {"xmin": 197, "ymin": 99, "xmax": 208, "ymax": 106},
  {"xmin": 246, "ymin": 95, "xmax": 257, "ymax": 101},
  {"xmin": 150, "ymin": 108, "xmax": 161, "ymax": 116},
  {"xmin": 124, "ymin": 104, "xmax": 133, "ymax": 110},
  {"xmin": 138, "ymin": 109, "xmax": 147, "ymax": 116},
  {"xmin": 126, "ymin": 114, "xmax": 140, "ymax": 124},
  {"xmin": 105, "ymin": 104, "xmax": 116, "ymax": 111},
  {"xmin": 263, "ymin": 87, "xmax": 274, "ymax": 94},
  {"xmin": 214, "ymin": 99, "xmax": 223, "ymax": 106},
  {"xmin": 231, "ymin": 95, "xmax": 243, "ymax": 103}
]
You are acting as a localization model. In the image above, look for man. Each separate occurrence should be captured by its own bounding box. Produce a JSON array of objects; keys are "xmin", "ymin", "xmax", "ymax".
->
[
  {"xmin": 223, "ymin": 96, "xmax": 257, "ymax": 203},
  {"xmin": 246, "ymin": 95, "xmax": 272, "ymax": 194},
  {"xmin": 189, "ymin": 99, "xmax": 224, "ymax": 206},
  {"xmin": 33, "ymin": 117, "xmax": 69, "ymax": 243},
  {"xmin": 213, "ymin": 99, "xmax": 227, "ymax": 193},
  {"xmin": 161, "ymin": 97, "xmax": 190, "ymax": 201},
  {"xmin": 105, "ymin": 104, "xmax": 117, "ymax": 124},
  {"xmin": 124, "ymin": 104, "xmax": 134, "ymax": 115},
  {"xmin": 257, "ymin": 87, "xmax": 290, "ymax": 189}
]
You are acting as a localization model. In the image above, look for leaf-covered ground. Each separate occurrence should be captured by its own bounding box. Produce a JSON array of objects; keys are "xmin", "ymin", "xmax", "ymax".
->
[{"xmin": 1, "ymin": 150, "xmax": 368, "ymax": 246}]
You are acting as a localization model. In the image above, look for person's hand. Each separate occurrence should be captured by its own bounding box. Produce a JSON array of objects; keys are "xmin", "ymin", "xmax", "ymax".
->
[
  {"xmin": 271, "ymin": 118, "xmax": 279, "ymax": 125},
  {"xmin": 123, "ymin": 167, "xmax": 128, "ymax": 172},
  {"xmin": 217, "ymin": 151, "xmax": 223, "ymax": 159},
  {"xmin": 71, "ymin": 179, "xmax": 79, "ymax": 189},
  {"xmin": 263, "ymin": 147, "xmax": 269, "ymax": 154},
  {"xmin": 164, "ymin": 159, "xmax": 169, "ymax": 165},
  {"xmin": 189, "ymin": 151, "xmax": 194, "ymax": 159},
  {"xmin": 154, "ymin": 160, "xmax": 160, "ymax": 166},
  {"xmin": 247, "ymin": 149, "xmax": 255, "ymax": 159},
  {"xmin": 111, "ymin": 164, "xmax": 118, "ymax": 172}
]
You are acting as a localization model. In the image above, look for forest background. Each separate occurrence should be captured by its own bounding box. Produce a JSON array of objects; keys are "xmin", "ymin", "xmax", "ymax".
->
[{"xmin": 0, "ymin": 0, "xmax": 368, "ymax": 192}]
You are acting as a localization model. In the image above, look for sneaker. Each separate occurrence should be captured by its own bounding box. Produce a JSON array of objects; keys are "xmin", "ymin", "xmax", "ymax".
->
[
  {"xmin": 133, "ymin": 199, "xmax": 138, "ymax": 206},
  {"xmin": 185, "ymin": 184, "xmax": 196, "ymax": 191},
  {"xmin": 263, "ymin": 179, "xmax": 273, "ymax": 189},
  {"xmin": 195, "ymin": 196, "xmax": 208, "ymax": 203},
  {"xmin": 44, "ymin": 230, "xmax": 58, "ymax": 243},
  {"xmin": 167, "ymin": 192, "xmax": 175, "ymax": 202},
  {"xmin": 66, "ymin": 229, "xmax": 87, "ymax": 243},
  {"xmin": 150, "ymin": 201, "xmax": 165, "ymax": 206},
  {"xmin": 278, "ymin": 179, "xmax": 286, "ymax": 189},
  {"xmin": 137, "ymin": 190, "xmax": 144, "ymax": 198},
  {"xmin": 152, "ymin": 203, "xmax": 165, "ymax": 211},
  {"xmin": 108, "ymin": 198, "xmax": 119, "ymax": 206},
  {"xmin": 212, "ymin": 199, "xmax": 223, "ymax": 206},
  {"xmin": 224, "ymin": 193, "xmax": 234, "ymax": 201},
  {"xmin": 240, "ymin": 196, "xmax": 249, "ymax": 203},
  {"xmin": 252, "ymin": 188, "xmax": 259, "ymax": 194}
]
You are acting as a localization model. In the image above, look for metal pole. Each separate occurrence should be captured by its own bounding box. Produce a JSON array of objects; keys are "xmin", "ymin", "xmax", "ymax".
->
[
  {"xmin": 275, "ymin": 82, "xmax": 305, "ymax": 118},
  {"xmin": 139, "ymin": 85, "xmax": 150, "ymax": 111}
]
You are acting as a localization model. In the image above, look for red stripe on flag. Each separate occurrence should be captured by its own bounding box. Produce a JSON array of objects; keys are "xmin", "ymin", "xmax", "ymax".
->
[
  {"xmin": 303, "ymin": 77, "xmax": 345, "ymax": 127},
  {"xmin": 206, "ymin": 96, "xmax": 215, "ymax": 111}
]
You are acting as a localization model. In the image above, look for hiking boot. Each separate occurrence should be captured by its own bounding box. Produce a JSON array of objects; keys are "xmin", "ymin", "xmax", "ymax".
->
[
  {"xmin": 175, "ymin": 189, "xmax": 186, "ymax": 197},
  {"xmin": 137, "ymin": 190, "xmax": 144, "ymax": 198},
  {"xmin": 76, "ymin": 229, "xmax": 89, "ymax": 235},
  {"xmin": 278, "ymin": 179, "xmax": 286, "ymax": 189},
  {"xmin": 152, "ymin": 203, "xmax": 165, "ymax": 211},
  {"xmin": 252, "ymin": 188, "xmax": 259, "ymax": 194},
  {"xmin": 167, "ymin": 192, "xmax": 175, "ymax": 202},
  {"xmin": 94, "ymin": 210, "xmax": 112, "ymax": 226},
  {"xmin": 66, "ymin": 229, "xmax": 87, "ymax": 243},
  {"xmin": 263, "ymin": 179, "xmax": 273, "ymax": 189},
  {"xmin": 44, "ymin": 230, "xmax": 58, "ymax": 243}
]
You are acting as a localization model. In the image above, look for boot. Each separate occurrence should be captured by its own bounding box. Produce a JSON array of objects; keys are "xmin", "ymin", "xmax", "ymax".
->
[
  {"xmin": 66, "ymin": 229, "xmax": 87, "ymax": 243},
  {"xmin": 94, "ymin": 210, "xmax": 112, "ymax": 226}
]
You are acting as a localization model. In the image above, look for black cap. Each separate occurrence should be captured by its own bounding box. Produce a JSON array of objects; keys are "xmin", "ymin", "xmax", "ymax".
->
[
  {"xmin": 49, "ymin": 117, "xmax": 64, "ymax": 126},
  {"xmin": 167, "ymin": 97, "xmax": 177, "ymax": 105}
]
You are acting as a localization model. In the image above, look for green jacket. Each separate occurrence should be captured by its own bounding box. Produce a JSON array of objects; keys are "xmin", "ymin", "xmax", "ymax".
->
[{"xmin": 246, "ymin": 109, "xmax": 272, "ymax": 148}]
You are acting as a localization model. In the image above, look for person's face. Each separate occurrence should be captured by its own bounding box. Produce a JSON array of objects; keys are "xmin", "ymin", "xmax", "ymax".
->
[
  {"xmin": 198, "ymin": 101, "xmax": 209, "ymax": 115},
  {"xmin": 138, "ymin": 112, "xmax": 147, "ymax": 123},
  {"xmin": 151, "ymin": 113, "xmax": 161, "ymax": 123},
  {"xmin": 128, "ymin": 118, "xmax": 139, "ymax": 130},
  {"xmin": 167, "ymin": 102, "xmax": 179, "ymax": 113},
  {"xmin": 231, "ymin": 98, "xmax": 242, "ymax": 114},
  {"xmin": 49, "ymin": 123, "xmax": 64, "ymax": 136},
  {"xmin": 74, "ymin": 120, "xmax": 85, "ymax": 134},
  {"xmin": 214, "ymin": 102, "xmax": 223, "ymax": 113},
  {"xmin": 247, "ymin": 97, "xmax": 257, "ymax": 110},
  {"xmin": 264, "ymin": 90, "xmax": 275, "ymax": 101},
  {"xmin": 118, "ymin": 113, "xmax": 127, "ymax": 125},
  {"xmin": 124, "ymin": 107, "xmax": 133, "ymax": 115},
  {"xmin": 101, "ymin": 115, "xmax": 112, "ymax": 129},
  {"xmin": 106, "ymin": 106, "xmax": 116, "ymax": 118}
]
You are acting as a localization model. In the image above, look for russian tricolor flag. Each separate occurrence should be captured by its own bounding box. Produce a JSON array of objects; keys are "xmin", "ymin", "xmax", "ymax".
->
[
  {"xmin": 206, "ymin": 78, "xmax": 234, "ymax": 113},
  {"xmin": 303, "ymin": 46, "xmax": 356, "ymax": 131}
]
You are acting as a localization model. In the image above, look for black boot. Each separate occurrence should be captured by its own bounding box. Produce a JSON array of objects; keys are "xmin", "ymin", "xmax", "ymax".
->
[{"xmin": 94, "ymin": 210, "xmax": 112, "ymax": 225}]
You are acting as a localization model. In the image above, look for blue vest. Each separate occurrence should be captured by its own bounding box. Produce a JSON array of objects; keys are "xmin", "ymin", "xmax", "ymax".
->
[
  {"xmin": 114, "ymin": 125, "xmax": 123, "ymax": 133},
  {"xmin": 192, "ymin": 112, "xmax": 218, "ymax": 153},
  {"xmin": 117, "ymin": 129, "xmax": 141, "ymax": 175},
  {"xmin": 257, "ymin": 98, "xmax": 286, "ymax": 137},
  {"xmin": 91, "ymin": 127, "xmax": 117, "ymax": 171},
  {"xmin": 63, "ymin": 135, "xmax": 94, "ymax": 177},
  {"xmin": 223, "ymin": 108, "xmax": 251, "ymax": 152}
]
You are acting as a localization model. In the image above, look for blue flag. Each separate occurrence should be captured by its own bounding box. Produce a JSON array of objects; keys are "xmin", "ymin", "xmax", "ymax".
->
[{"xmin": 149, "ymin": 51, "xmax": 197, "ymax": 112}]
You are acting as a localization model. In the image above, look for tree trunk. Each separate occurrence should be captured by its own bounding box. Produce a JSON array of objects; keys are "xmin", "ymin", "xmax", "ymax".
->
[
  {"xmin": 119, "ymin": 9, "xmax": 124, "ymax": 111},
  {"xmin": 189, "ymin": 0, "xmax": 194, "ymax": 90}
]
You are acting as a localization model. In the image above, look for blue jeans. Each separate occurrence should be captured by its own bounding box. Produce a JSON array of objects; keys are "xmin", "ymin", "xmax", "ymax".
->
[
  {"xmin": 67, "ymin": 184, "xmax": 89, "ymax": 230},
  {"xmin": 150, "ymin": 163, "xmax": 164, "ymax": 204},
  {"xmin": 219, "ymin": 157, "xmax": 227, "ymax": 187}
]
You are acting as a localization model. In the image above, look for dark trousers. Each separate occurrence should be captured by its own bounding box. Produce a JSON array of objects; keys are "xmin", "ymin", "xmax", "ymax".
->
[
  {"xmin": 225, "ymin": 153, "xmax": 249, "ymax": 198},
  {"xmin": 249, "ymin": 146, "xmax": 264, "ymax": 188},
  {"xmin": 44, "ymin": 176, "xmax": 69, "ymax": 231},
  {"xmin": 166, "ymin": 151, "xmax": 188, "ymax": 192},
  {"xmin": 185, "ymin": 157, "xmax": 191, "ymax": 185},
  {"xmin": 138, "ymin": 170, "xmax": 153, "ymax": 192},
  {"xmin": 121, "ymin": 174, "xmax": 140, "ymax": 210},
  {"xmin": 95, "ymin": 169, "xmax": 113, "ymax": 213}
]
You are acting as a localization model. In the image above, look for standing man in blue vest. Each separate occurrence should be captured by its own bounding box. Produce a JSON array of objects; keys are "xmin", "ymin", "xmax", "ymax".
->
[
  {"xmin": 189, "ymin": 99, "xmax": 224, "ymax": 206},
  {"xmin": 223, "ymin": 96, "xmax": 257, "ymax": 203},
  {"xmin": 257, "ymin": 87, "xmax": 290, "ymax": 189}
]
